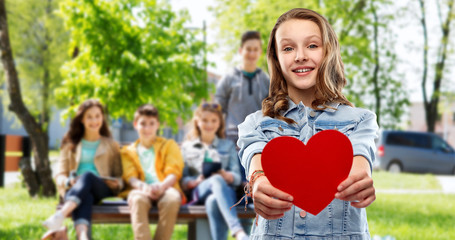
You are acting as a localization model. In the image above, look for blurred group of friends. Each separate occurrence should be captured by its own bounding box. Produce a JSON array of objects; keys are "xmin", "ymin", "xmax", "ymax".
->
[{"xmin": 42, "ymin": 30, "xmax": 267, "ymax": 240}]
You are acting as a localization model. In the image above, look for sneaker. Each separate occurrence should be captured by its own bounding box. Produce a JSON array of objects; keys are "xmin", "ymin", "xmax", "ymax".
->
[
  {"xmin": 42, "ymin": 211, "xmax": 64, "ymax": 232},
  {"xmin": 41, "ymin": 226, "xmax": 68, "ymax": 240}
]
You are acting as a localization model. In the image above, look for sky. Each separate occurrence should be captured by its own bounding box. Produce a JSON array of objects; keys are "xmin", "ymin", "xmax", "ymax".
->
[
  {"xmin": 170, "ymin": 0, "xmax": 229, "ymax": 75},
  {"xmin": 170, "ymin": 0, "xmax": 455, "ymax": 104}
]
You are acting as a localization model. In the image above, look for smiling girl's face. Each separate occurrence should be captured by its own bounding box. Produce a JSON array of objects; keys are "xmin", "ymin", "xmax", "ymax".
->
[
  {"xmin": 196, "ymin": 110, "xmax": 221, "ymax": 138},
  {"xmin": 275, "ymin": 19, "xmax": 323, "ymax": 103},
  {"xmin": 81, "ymin": 106, "xmax": 103, "ymax": 135}
]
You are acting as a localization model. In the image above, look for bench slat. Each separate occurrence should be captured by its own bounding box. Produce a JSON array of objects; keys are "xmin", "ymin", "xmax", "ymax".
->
[{"xmin": 58, "ymin": 202, "xmax": 256, "ymax": 224}]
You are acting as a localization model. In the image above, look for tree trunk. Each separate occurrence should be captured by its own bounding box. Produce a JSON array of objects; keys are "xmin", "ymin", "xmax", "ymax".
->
[
  {"xmin": 371, "ymin": 3, "xmax": 381, "ymax": 127},
  {"xmin": 19, "ymin": 157, "xmax": 40, "ymax": 197},
  {"xmin": 421, "ymin": 0, "xmax": 454, "ymax": 133},
  {"xmin": 419, "ymin": 0, "xmax": 430, "ymax": 132},
  {"xmin": 0, "ymin": 0, "xmax": 56, "ymax": 197}
]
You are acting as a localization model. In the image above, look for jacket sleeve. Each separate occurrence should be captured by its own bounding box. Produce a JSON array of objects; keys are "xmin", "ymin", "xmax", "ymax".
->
[
  {"xmin": 180, "ymin": 142, "xmax": 195, "ymax": 191},
  {"xmin": 120, "ymin": 147, "xmax": 140, "ymax": 185},
  {"xmin": 55, "ymin": 146, "xmax": 70, "ymax": 189},
  {"xmin": 162, "ymin": 139, "xmax": 184, "ymax": 180},
  {"xmin": 111, "ymin": 141, "xmax": 123, "ymax": 178},
  {"xmin": 110, "ymin": 141, "xmax": 124, "ymax": 191},
  {"xmin": 349, "ymin": 110, "xmax": 379, "ymax": 173},
  {"xmin": 215, "ymin": 75, "xmax": 230, "ymax": 114},
  {"xmin": 227, "ymin": 142, "xmax": 242, "ymax": 187},
  {"xmin": 238, "ymin": 112, "xmax": 269, "ymax": 179}
]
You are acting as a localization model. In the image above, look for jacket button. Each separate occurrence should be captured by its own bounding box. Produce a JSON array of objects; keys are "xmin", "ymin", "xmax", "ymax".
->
[
  {"xmin": 278, "ymin": 126, "xmax": 283, "ymax": 131},
  {"xmin": 299, "ymin": 210, "xmax": 307, "ymax": 218},
  {"xmin": 309, "ymin": 111, "xmax": 316, "ymax": 117}
]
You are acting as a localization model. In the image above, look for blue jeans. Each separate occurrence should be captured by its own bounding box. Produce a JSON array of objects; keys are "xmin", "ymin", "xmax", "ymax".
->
[
  {"xmin": 194, "ymin": 174, "xmax": 243, "ymax": 240},
  {"xmin": 65, "ymin": 172, "xmax": 113, "ymax": 227}
]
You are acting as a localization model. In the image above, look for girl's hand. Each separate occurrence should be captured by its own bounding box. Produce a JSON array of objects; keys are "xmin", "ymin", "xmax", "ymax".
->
[
  {"xmin": 70, "ymin": 178, "xmax": 77, "ymax": 186},
  {"xmin": 335, "ymin": 156, "xmax": 375, "ymax": 208},
  {"xmin": 104, "ymin": 179, "xmax": 119, "ymax": 189},
  {"xmin": 252, "ymin": 176, "xmax": 294, "ymax": 220},
  {"xmin": 187, "ymin": 175, "xmax": 204, "ymax": 189},
  {"xmin": 218, "ymin": 169, "xmax": 234, "ymax": 184}
]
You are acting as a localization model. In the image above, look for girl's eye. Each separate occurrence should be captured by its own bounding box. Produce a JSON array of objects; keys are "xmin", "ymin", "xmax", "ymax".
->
[
  {"xmin": 308, "ymin": 44, "xmax": 318, "ymax": 49},
  {"xmin": 283, "ymin": 47, "xmax": 293, "ymax": 52}
]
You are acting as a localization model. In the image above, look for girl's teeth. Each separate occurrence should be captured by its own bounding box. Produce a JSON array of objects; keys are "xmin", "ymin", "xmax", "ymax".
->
[{"xmin": 295, "ymin": 69, "xmax": 311, "ymax": 73}]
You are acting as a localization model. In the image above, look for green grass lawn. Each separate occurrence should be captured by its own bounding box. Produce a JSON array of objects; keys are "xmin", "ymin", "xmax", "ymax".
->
[
  {"xmin": 0, "ymin": 172, "xmax": 453, "ymax": 239},
  {"xmin": 368, "ymin": 193, "xmax": 455, "ymax": 239},
  {"xmin": 372, "ymin": 170, "xmax": 441, "ymax": 190},
  {"xmin": 0, "ymin": 184, "xmax": 189, "ymax": 240},
  {"xmin": 49, "ymin": 150, "xmax": 60, "ymax": 158}
]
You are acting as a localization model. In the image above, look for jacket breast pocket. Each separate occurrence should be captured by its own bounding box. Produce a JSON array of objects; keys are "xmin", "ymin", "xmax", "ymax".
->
[
  {"xmin": 260, "ymin": 119, "xmax": 300, "ymax": 140},
  {"xmin": 315, "ymin": 121, "xmax": 357, "ymax": 137}
]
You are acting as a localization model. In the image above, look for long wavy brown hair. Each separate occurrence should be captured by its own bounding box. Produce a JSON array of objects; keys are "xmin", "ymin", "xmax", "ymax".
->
[
  {"xmin": 185, "ymin": 103, "xmax": 225, "ymax": 140},
  {"xmin": 263, "ymin": 8, "xmax": 353, "ymax": 124},
  {"xmin": 61, "ymin": 99, "xmax": 111, "ymax": 151}
]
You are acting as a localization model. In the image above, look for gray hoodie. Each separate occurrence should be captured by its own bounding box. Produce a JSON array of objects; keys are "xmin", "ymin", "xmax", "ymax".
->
[{"xmin": 215, "ymin": 67, "xmax": 270, "ymax": 140}]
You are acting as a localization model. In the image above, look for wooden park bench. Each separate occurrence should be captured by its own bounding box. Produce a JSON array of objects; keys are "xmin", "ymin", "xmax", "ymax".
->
[{"xmin": 58, "ymin": 199, "xmax": 255, "ymax": 240}]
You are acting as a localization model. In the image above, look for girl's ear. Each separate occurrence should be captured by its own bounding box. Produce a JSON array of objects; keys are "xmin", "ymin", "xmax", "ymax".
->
[{"xmin": 133, "ymin": 121, "xmax": 138, "ymax": 130}]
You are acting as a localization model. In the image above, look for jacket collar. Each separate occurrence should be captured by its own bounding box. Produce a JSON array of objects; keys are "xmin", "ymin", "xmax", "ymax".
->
[
  {"xmin": 284, "ymin": 98, "xmax": 340, "ymax": 116},
  {"xmin": 131, "ymin": 136, "xmax": 166, "ymax": 153},
  {"xmin": 75, "ymin": 136, "xmax": 108, "ymax": 162},
  {"xmin": 188, "ymin": 136, "xmax": 220, "ymax": 149}
]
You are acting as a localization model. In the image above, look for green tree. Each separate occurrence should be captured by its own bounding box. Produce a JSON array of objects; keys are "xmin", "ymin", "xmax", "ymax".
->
[
  {"xmin": 0, "ymin": 0, "xmax": 68, "ymax": 197},
  {"xmin": 56, "ymin": 0, "xmax": 209, "ymax": 128},
  {"xmin": 418, "ymin": 0, "xmax": 455, "ymax": 133},
  {"xmin": 211, "ymin": 0, "xmax": 408, "ymax": 128},
  {"xmin": 6, "ymin": 0, "xmax": 68, "ymax": 131}
]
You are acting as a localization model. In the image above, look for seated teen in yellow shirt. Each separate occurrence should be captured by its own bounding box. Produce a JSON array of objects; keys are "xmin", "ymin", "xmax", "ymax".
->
[{"xmin": 119, "ymin": 104, "xmax": 185, "ymax": 240}]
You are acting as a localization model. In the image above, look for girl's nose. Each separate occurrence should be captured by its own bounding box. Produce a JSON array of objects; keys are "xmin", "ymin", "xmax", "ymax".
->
[{"xmin": 295, "ymin": 49, "xmax": 308, "ymax": 63}]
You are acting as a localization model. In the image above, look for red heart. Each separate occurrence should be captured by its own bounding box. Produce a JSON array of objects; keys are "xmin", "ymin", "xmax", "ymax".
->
[{"xmin": 261, "ymin": 130, "xmax": 353, "ymax": 215}]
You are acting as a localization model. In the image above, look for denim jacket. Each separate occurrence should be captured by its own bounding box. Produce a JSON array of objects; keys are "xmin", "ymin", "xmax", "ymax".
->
[
  {"xmin": 238, "ymin": 100, "xmax": 378, "ymax": 239},
  {"xmin": 181, "ymin": 137, "xmax": 242, "ymax": 192}
]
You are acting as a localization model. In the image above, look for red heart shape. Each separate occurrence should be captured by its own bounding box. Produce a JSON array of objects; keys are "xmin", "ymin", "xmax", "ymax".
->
[{"xmin": 261, "ymin": 130, "xmax": 353, "ymax": 215}]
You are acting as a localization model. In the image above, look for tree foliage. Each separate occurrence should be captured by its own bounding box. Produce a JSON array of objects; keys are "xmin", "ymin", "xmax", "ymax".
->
[
  {"xmin": 4, "ymin": 0, "xmax": 69, "ymax": 131},
  {"xmin": 211, "ymin": 0, "xmax": 409, "ymax": 128},
  {"xmin": 57, "ymin": 0, "xmax": 209, "ymax": 128}
]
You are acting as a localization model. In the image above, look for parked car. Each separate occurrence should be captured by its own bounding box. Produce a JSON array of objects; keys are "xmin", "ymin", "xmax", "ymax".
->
[{"xmin": 375, "ymin": 130, "xmax": 455, "ymax": 175}]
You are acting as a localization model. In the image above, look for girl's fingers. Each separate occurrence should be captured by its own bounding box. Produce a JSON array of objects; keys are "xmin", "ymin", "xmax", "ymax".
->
[
  {"xmin": 255, "ymin": 207, "xmax": 285, "ymax": 220},
  {"xmin": 254, "ymin": 190, "xmax": 293, "ymax": 210},
  {"xmin": 338, "ymin": 186, "xmax": 375, "ymax": 202},
  {"xmin": 337, "ymin": 172, "xmax": 367, "ymax": 192},
  {"xmin": 254, "ymin": 177, "xmax": 294, "ymax": 202},
  {"xmin": 250, "ymin": 176, "xmax": 294, "ymax": 219},
  {"xmin": 254, "ymin": 200, "xmax": 292, "ymax": 216},
  {"xmin": 336, "ymin": 176, "xmax": 373, "ymax": 199},
  {"xmin": 350, "ymin": 194, "xmax": 376, "ymax": 208},
  {"xmin": 252, "ymin": 181, "xmax": 293, "ymax": 217}
]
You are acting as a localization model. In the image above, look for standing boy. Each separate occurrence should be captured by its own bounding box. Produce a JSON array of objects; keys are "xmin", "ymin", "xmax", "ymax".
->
[
  {"xmin": 215, "ymin": 30, "xmax": 270, "ymax": 146},
  {"xmin": 119, "ymin": 104, "xmax": 185, "ymax": 240}
]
